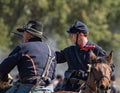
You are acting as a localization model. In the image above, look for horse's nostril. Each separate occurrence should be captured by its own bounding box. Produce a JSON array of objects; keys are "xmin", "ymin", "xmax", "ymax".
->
[
  {"xmin": 100, "ymin": 85, "xmax": 106, "ymax": 90},
  {"xmin": 106, "ymin": 86, "xmax": 110, "ymax": 90},
  {"xmin": 109, "ymin": 86, "xmax": 111, "ymax": 89}
]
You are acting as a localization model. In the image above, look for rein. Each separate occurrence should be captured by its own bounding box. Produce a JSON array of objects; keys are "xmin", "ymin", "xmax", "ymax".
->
[
  {"xmin": 80, "ymin": 50, "xmax": 113, "ymax": 93},
  {"xmin": 91, "ymin": 65, "xmax": 110, "ymax": 87},
  {"xmin": 84, "ymin": 62, "xmax": 111, "ymax": 93},
  {"xmin": 91, "ymin": 68, "xmax": 110, "ymax": 92}
]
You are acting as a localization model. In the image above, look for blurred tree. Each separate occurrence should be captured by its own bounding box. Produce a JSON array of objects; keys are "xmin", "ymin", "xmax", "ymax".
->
[{"xmin": 0, "ymin": 0, "xmax": 120, "ymax": 54}]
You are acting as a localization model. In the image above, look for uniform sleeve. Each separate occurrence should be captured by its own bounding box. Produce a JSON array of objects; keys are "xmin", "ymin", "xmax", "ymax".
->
[
  {"xmin": 56, "ymin": 50, "xmax": 66, "ymax": 64},
  {"xmin": 9, "ymin": 45, "xmax": 21, "ymax": 56},
  {"xmin": 0, "ymin": 46, "xmax": 22, "ymax": 80},
  {"xmin": 93, "ymin": 45, "xmax": 107, "ymax": 56}
]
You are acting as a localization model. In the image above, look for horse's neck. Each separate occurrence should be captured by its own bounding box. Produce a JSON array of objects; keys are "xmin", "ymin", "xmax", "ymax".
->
[{"xmin": 84, "ymin": 73, "xmax": 98, "ymax": 93}]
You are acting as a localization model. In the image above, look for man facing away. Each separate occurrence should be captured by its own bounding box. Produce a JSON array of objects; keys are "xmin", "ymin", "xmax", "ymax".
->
[{"xmin": 0, "ymin": 20, "xmax": 56, "ymax": 93}]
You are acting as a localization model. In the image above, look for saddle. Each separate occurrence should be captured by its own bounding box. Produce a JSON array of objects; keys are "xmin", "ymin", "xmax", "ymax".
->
[{"xmin": 62, "ymin": 70, "xmax": 86, "ymax": 91}]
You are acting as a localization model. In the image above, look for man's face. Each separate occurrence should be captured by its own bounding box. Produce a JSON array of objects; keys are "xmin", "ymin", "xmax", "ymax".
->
[
  {"xmin": 23, "ymin": 31, "xmax": 32, "ymax": 43},
  {"xmin": 69, "ymin": 32, "xmax": 85, "ymax": 44},
  {"xmin": 69, "ymin": 33, "xmax": 77, "ymax": 44}
]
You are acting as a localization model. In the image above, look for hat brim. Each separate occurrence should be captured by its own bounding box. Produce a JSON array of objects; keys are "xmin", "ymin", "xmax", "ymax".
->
[
  {"xmin": 17, "ymin": 28, "xmax": 25, "ymax": 32},
  {"xmin": 66, "ymin": 28, "xmax": 78, "ymax": 34},
  {"xmin": 28, "ymin": 31, "xmax": 47, "ymax": 39},
  {"xmin": 17, "ymin": 27, "xmax": 47, "ymax": 39},
  {"xmin": 67, "ymin": 28, "xmax": 87, "ymax": 34}
]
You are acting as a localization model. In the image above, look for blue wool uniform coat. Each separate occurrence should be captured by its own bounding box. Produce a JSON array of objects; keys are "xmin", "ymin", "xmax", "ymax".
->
[
  {"xmin": 0, "ymin": 38, "xmax": 56, "ymax": 84},
  {"xmin": 56, "ymin": 41, "xmax": 106, "ymax": 73},
  {"xmin": 56, "ymin": 41, "xmax": 106, "ymax": 91}
]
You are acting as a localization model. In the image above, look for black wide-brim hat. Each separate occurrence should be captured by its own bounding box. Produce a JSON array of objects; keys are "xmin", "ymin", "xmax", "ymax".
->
[{"xmin": 17, "ymin": 20, "xmax": 47, "ymax": 39}]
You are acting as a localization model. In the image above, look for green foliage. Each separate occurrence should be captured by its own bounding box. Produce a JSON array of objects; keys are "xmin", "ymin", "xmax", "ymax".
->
[
  {"xmin": 0, "ymin": 18, "xmax": 10, "ymax": 46},
  {"xmin": 0, "ymin": 18, "xmax": 11, "ymax": 56},
  {"xmin": 0, "ymin": 0, "xmax": 120, "ymax": 56}
]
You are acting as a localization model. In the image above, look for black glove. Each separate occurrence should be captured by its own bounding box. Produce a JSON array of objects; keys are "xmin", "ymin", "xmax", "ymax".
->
[
  {"xmin": 44, "ymin": 78, "xmax": 51, "ymax": 86},
  {"xmin": 76, "ymin": 70, "xmax": 88, "ymax": 80}
]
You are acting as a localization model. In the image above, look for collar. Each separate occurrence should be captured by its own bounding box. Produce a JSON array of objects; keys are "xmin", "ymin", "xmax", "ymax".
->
[
  {"xmin": 79, "ymin": 41, "xmax": 95, "ymax": 51},
  {"xmin": 28, "ymin": 38, "xmax": 42, "ymax": 42}
]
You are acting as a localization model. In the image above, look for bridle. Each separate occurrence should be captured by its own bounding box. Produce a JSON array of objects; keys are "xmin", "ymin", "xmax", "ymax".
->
[
  {"xmin": 93, "ymin": 65, "xmax": 111, "ymax": 88},
  {"xmin": 85, "ymin": 58, "xmax": 112, "ymax": 93}
]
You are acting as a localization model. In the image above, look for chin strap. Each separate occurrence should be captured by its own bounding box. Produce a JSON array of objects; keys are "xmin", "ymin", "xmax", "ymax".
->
[{"xmin": 75, "ymin": 32, "xmax": 79, "ymax": 45}]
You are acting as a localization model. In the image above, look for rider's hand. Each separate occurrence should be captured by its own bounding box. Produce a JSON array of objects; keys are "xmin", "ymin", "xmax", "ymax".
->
[
  {"xmin": 0, "ymin": 74, "xmax": 13, "ymax": 89},
  {"xmin": 76, "ymin": 70, "xmax": 88, "ymax": 80}
]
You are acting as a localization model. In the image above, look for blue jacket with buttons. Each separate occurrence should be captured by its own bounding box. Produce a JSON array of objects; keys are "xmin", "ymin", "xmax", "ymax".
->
[
  {"xmin": 0, "ymin": 38, "xmax": 56, "ymax": 84},
  {"xmin": 56, "ymin": 41, "xmax": 106, "ymax": 74}
]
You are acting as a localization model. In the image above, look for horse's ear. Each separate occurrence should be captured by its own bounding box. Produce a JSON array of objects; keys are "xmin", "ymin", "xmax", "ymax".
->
[
  {"xmin": 89, "ymin": 50, "xmax": 97, "ymax": 63},
  {"xmin": 106, "ymin": 50, "xmax": 113, "ymax": 64}
]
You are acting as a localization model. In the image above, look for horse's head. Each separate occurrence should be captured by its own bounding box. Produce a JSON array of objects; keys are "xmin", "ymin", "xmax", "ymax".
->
[{"xmin": 88, "ymin": 50, "xmax": 112, "ymax": 92}]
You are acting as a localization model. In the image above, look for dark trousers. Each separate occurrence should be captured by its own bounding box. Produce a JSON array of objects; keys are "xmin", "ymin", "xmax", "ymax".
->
[{"xmin": 62, "ymin": 79, "xmax": 80, "ymax": 92}]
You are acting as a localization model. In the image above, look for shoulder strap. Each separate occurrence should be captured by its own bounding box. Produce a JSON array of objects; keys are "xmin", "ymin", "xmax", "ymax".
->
[
  {"xmin": 41, "ymin": 44, "xmax": 53, "ymax": 78},
  {"xmin": 74, "ymin": 46, "xmax": 87, "ymax": 71}
]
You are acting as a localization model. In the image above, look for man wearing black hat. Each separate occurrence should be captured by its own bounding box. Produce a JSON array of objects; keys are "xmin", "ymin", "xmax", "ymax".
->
[
  {"xmin": 56, "ymin": 20, "xmax": 107, "ymax": 92},
  {"xmin": 0, "ymin": 20, "xmax": 56, "ymax": 93}
]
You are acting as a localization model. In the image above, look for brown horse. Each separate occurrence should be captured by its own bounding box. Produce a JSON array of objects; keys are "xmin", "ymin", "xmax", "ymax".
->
[
  {"xmin": 54, "ymin": 51, "xmax": 113, "ymax": 93},
  {"xmin": 81, "ymin": 50, "xmax": 112, "ymax": 93},
  {"xmin": 55, "ymin": 51, "xmax": 113, "ymax": 93}
]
